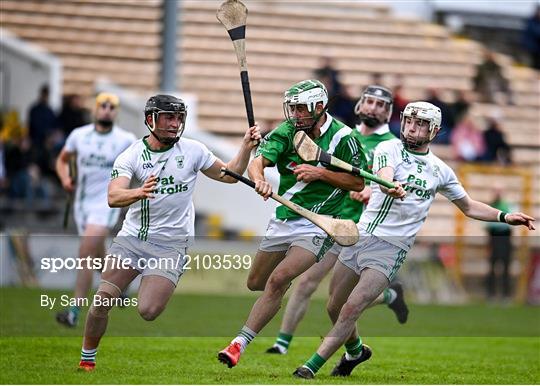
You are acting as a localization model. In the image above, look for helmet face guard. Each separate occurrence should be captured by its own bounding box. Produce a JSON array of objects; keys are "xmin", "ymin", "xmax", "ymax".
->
[
  {"xmin": 354, "ymin": 85, "xmax": 393, "ymax": 128},
  {"xmin": 144, "ymin": 95, "xmax": 187, "ymax": 145},
  {"xmin": 399, "ymin": 101, "xmax": 441, "ymax": 150},
  {"xmin": 283, "ymin": 79, "xmax": 328, "ymax": 132}
]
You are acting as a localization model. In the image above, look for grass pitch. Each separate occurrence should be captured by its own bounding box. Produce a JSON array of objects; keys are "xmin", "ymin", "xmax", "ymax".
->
[{"xmin": 0, "ymin": 287, "xmax": 539, "ymax": 384}]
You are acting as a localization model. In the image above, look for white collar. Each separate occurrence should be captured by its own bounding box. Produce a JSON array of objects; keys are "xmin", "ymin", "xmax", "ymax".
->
[{"xmin": 319, "ymin": 112, "xmax": 332, "ymax": 136}]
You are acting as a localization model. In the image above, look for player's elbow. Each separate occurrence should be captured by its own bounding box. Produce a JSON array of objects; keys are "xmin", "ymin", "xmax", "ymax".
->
[
  {"xmin": 108, "ymin": 192, "xmax": 121, "ymax": 208},
  {"xmin": 247, "ymin": 156, "xmax": 264, "ymax": 181},
  {"xmin": 455, "ymin": 197, "xmax": 474, "ymax": 217},
  {"xmin": 221, "ymin": 178, "xmax": 238, "ymax": 184}
]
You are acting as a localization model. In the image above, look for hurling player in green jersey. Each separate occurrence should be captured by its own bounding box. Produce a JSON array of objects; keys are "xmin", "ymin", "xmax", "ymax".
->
[
  {"xmin": 266, "ymin": 86, "xmax": 408, "ymax": 356},
  {"xmin": 218, "ymin": 79, "xmax": 365, "ymax": 368}
]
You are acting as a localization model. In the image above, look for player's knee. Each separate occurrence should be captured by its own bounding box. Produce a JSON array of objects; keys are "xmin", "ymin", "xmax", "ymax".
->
[
  {"xmin": 247, "ymin": 275, "xmax": 265, "ymax": 291},
  {"xmin": 138, "ymin": 304, "xmax": 164, "ymax": 321},
  {"xmin": 340, "ymin": 301, "xmax": 363, "ymax": 322},
  {"xmin": 326, "ymin": 296, "xmax": 343, "ymax": 319},
  {"xmin": 266, "ymin": 272, "xmax": 291, "ymax": 295},
  {"xmin": 89, "ymin": 291, "xmax": 114, "ymax": 318}
]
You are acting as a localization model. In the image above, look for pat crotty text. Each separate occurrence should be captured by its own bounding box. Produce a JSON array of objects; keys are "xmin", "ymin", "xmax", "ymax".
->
[{"xmin": 40, "ymin": 294, "xmax": 137, "ymax": 309}]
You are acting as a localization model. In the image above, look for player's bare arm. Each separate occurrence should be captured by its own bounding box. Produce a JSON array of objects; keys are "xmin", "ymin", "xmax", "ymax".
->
[
  {"xmin": 293, "ymin": 164, "xmax": 364, "ymax": 191},
  {"xmin": 247, "ymin": 155, "xmax": 273, "ymax": 200},
  {"xmin": 55, "ymin": 148, "xmax": 76, "ymax": 193},
  {"xmin": 204, "ymin": 124, "xmax": 261, "ymax": 183},
  {"xmin": 377, "ymin": 166, "xmax": 406, "ymax": 199},
  {"xmin": 108, "ymin": 175, "xmax": 157, "ymax": 208},
  {"xmin": 452, "ymin": 194, "xmax": 536, "ymax": 230},
  {"xmin": 350, "ymin": 186, "xmax": 371, "ymax": 203}
]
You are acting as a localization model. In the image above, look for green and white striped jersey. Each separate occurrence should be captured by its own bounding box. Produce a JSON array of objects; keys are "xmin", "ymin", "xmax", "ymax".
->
[
  {"xmin": 256, "ymin": 113, "xmax": 364, "ymax": 220},
  {"xmin": 111, "ymin": 136, "xmax": 217, "ymax": 244},
  {"xmin": 340, "ymin": 124, "xmax": 396, "ymax": 222},
  {"xmin": 360, "ymin": 139, "xmax": 466, "ymax": 250}
]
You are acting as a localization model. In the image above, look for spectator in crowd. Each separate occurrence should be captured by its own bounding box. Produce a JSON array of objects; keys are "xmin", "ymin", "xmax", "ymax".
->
[
  {"xmin": 314, "ymin": 56, "xmax": 341, "ymax": 96},
  {"xmin": 314, "ymin": 58, "xmax": 356, "ymax": 127},
  {"xmin": 0, "ymin": 142, "xmax": 6, "ymax": 194},
  {"xmin": 425, "ymin": 88, "xmax": 454, "ymax": 144},
  {"xmin": 450, "ymin": 90, "xmax": 472, "ymax": 124},
  {"xmin": 388, "ymin": 80, "xmax": 409, "ymax": 136},
  {"xmin": 522, "ymin": 5, "xmax": 540, "ymax": 70},
  {"xmin": 370, "ymin": 72, "xmax": 384, "ymax": 87},
  {"xmin": 450, "ymin": 113, "xmax": 486, "ymax": 162},
  {"xmin": 485, "ymin": 186, "xmax": 514, "ymax": 301},
  {"xmin": 473, "ymin": 49, "xmax": 513, "ymax": 105},
  {"xmin": 28, "ymin": 85, "xmax": 57, "ymax": 149},
  {"xmin": 481, "ymin": 110, "xmax": 512, "ymax": 165},
  {"xmin": 2, "ymin": 111, "xmax": 48, "ymax": 203},
  {"xmin": 28, "ymin": 85, "xmax": 60, "ymax": 178},
  {"xmin": 59, "ymin": 94, "xmax": 91, "ymax": 137},
  {"xmin": 327, "ymin": 84, "xmax": 356, "ymax": 128}
]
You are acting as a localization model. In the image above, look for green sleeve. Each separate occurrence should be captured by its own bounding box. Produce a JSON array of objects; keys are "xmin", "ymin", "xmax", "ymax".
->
[
  {"xmin": 255, "ymin": 122, "xmax": 290, "ymax": 166},
  {"xmin": 334, "ymin": 135, "xmax": 367, "ymax": 170}
]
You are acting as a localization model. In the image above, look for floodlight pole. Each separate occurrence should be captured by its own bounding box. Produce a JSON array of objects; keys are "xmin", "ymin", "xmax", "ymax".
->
[{"xmin": 161, "ymin": 0, "xmax": 179, "ymax": 92}]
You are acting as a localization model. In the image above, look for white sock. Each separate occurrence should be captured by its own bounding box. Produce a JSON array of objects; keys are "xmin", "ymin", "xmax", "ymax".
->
[
  {"xmin": 301, "ymin": 365, "xmax": 315, "ymax": 375},
  {"xmin": 345, "ymin": 349, "xmax": 363, "ymax": 361},
  {"xmin": 231, "ymin": 325, "xmax": 257, "ymax": 353},
  {"xmin": 386, "ymin": 288, "xmax": 397, "ymax": 304}
]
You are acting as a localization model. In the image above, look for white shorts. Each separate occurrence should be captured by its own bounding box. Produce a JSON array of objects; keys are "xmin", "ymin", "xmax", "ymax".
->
[
  {"xmin": 259, "ymin": 217, "xmax": 335, "ymax": 262},
  {"xmin": 74, "ymin": 203, "xmax": 120, "ymax": 235},
  {"xmin": 328, "ymin": 243, "xmax": 343, "ymax": 257},
  {"xmin": 108, "ymin": 236, "xmax": 187, "ymax": 286},
  {"xmin": 338, "ymin": 232, "xmax": 407, "ymax": 281}
]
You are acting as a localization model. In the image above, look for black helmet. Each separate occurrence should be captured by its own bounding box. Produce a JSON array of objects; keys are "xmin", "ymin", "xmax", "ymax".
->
[
  {"xmin": 354, "ymin": 85, "xmax": 393, "ymax": 128},
  {"xmin": 144, "ymin": 94, "xmax": 186, "ymax": 116},
  {"xmin": 144, "ymin": 94, "xmax": 187, "ymax": 145}
]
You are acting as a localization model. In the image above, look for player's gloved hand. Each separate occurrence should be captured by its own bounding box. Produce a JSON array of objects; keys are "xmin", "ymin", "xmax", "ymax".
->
[
  {"xmin": 243, "ymin": 123, "xmax": 262, "ymax": 148},
  {"xmin": 350, "ymin": 186, "xmax": 371, "ymax": 204},
  {"xmin": 505, "ymin": 212, "xmax": 536, "ymax": 230},
  {"xmin": 386, "ymin": 182, "xmax": 406, "ymax": 199},
  {"xmin": 293, "ymin": 164, "xmax": 322, "ymax": 183},
  {"xmin": 254, "ymin": 179, "xmax": 273, "ymax": 201},
  {"xmin": 138, "ymin": 174, "xmax": 158, "ymax": 199}
]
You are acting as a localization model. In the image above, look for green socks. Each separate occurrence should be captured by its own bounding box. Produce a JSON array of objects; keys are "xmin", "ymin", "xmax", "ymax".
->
[
  {"xmin": 273, "ymin": 332, "xmax": 293, "ymax": 353},
  {"xmin": 345, "ymin": 337, "xmax": 363, "ymax": 360},
  {"xmin": 303, "ymin": 353, "xmax": 326, "ymax": 374}
]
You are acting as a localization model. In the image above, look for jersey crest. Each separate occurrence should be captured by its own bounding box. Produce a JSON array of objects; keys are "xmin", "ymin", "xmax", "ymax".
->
[{"xmin": 176, "ymin": 156, "xmax": 184, "ymax": 169}]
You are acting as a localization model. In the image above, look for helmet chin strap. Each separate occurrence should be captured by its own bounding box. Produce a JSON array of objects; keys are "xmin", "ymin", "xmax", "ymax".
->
[
  {"xmin": 400, "ymin": 130, "xmax": 432, "ymax": 150},
  {"xmin": 298, "ymin": 104, "xmax": 329, "ymax": 134}
]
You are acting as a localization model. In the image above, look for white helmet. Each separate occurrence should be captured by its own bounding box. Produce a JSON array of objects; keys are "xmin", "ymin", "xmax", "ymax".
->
[
  {"xmin": 400, "ymin": 101, "xmax": 441, "ymax": 150},
  {"xmin": 283, "ymin": 79, "xmax": 328, "ymax": 131}
]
